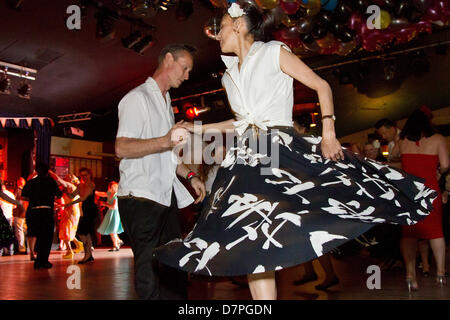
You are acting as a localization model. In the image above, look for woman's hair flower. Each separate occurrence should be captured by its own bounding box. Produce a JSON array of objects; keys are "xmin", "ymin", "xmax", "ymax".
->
[{"xmin": 228, "ymin": 3, "xmax": 245, "ymax": 18}]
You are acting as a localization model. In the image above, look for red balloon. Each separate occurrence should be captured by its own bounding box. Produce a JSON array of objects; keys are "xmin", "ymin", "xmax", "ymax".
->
[
  {"xmin": 415, "ymin": 20, "xmax": 432, "ymax": 34},
  {"xmin": 274, "ymin": 27, "xmax": 302, "ymax": 48},
  {"xmin": 348, "ymin": 12, "xmax": 363, "ymax": 31},
  {"xmin": 378, "ymin": 29, "xmax": 395, "ymax": 45},
  {"xmin": 280, "ymin": 0, "xmax": 300, "ymax": 15},
  {"xmin": 394, "ymin": 26, "xmax": 417, "ymax": 44}
]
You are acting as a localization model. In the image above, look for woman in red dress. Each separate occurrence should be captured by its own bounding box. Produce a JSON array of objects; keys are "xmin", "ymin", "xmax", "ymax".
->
[{"xmin": 398, "ymin": 106, "xmax": 449, "ymax": 292}]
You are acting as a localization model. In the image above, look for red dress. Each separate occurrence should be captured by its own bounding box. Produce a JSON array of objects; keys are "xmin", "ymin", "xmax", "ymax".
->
[{"xmin": 401, "ymin": 154, "xmax": 443, "ymax": 239}]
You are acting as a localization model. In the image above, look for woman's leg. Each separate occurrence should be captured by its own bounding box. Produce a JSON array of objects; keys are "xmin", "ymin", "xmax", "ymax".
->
[
  {"xmin": 318, "ymin": 254, "xmax": 339, "ymax": 284},
  {"xmin": 247, "ymin": 271, "xmax": 277, "ymax": 300},
  {"xmin": 400, "ymin": 237, "xmax": 418, "ymax": 286},
  {"xmin": 418, "ymin": 240, "xmax": 430, "ymax": 273},
  {"xmin": 429, "ymin": 237, "xmax": 446, "ymax": 276},
  {"xmin": 110, "ymin": 233, "xmax": 118, "ymax": 248},
  {"xmin": 28, "ymin": 236, "xmax": 36, "ymax": 259}
]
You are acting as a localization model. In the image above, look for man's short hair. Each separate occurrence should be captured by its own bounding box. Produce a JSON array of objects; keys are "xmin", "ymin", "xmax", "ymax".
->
[
  {"xmin": 36, "ymin": 161, "xmax": 49, "ymax": 176},
  {"xmin": 374, "ymin": 118, "xmax": 396, "ymax": 129},
  {"xmin": 158, "ymin": 43, "xmax": 197, "ymax": 65}
]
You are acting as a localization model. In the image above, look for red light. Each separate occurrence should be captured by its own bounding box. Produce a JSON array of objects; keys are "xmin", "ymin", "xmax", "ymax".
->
[{"xmin": 185, "ymin": 107, "xmax": 199, "ymax": 119}]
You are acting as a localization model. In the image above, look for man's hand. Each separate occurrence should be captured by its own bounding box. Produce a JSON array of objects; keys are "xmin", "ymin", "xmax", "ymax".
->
[
  {"xmin": 165, "ymin": 121, "xmax": 191, "ymax": 149},
  {"xmin": 180, "ymin": 121, "xmax": 203, "ymax": 135},
  {"xmin": 190, "ymin": 176, "xmax": 206, "ymax": 204}
]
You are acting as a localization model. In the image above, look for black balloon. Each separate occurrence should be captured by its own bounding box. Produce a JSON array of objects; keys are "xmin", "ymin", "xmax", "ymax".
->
[
  {"xmin": 312, "ymin": 25, "xmax": 328, "ymax": 39},
  {"xmin": 301, "ymin": 32, "xmax": 315, "ymax": 44},
  {"xmin": 298, "ymin": 17, "xmax": 315, "ymax": 34},
  {"xmin": 335, "ymin": 3, "xmax": 352, "ymax": 21},
  {"xmin": 330, "ymin": 22, "xmax": 342, "ymax": 35},
  {"xmin": 395, "ymin": 1, "xmax": 412, "ymax": 17},
  {"xmin": 318, "ymin": 11, "xmax": 334, "ymax": 27},
  {"xmin": 337, "ymin": 28, "xmax": 354, "ymax": 42},
  {"xmin": 413, "ymin": 0, "xmax": 432, "ymax": 13},
  {"xmin": 382, "ymin": 0, "xmax": 397, "ymax": 10},
  {"xmin": 390, "ymin": 17, "xmax": 409, "ymax": 30},
  {"xmin": 407, "ymin": 8, "xmax": 424, "ymax": 22},
  {"xmin": 356, "ymin": 0, "xmax": 370, "ymax": 11}
]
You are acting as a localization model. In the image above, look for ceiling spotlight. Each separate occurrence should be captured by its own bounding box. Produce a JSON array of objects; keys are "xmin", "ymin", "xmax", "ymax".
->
[
  {"xmin": 17, "ymin": 80, "xmax": 31, "ymax": 99},
  {"xmin": 122, "ymin": 30, "xmax": 143, "ymax": 49},
  {"xmin": 133, "ymin": 0, "xmax": 157, "ymax": 17},
  {"xmin": 132, "ymin": 35, "xmax": 155, "ymax": 55},
  {"xmin": 95, "ymin": 11, "xmax": 116, "ymax": 41},
  {"xmin": 0, "ymin": 68, "xmax": 11, "ymax": 95},
  {"xmin": 176, "ymin": 0, "xmax": 193, "ymax": 21}
]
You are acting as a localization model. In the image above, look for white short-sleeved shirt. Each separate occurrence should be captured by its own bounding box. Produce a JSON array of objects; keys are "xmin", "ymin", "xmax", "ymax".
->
[
  {"xmin": 221, "ymin": 41, "xmax": 294, "ymax": 135},
  {"xmin": 116, "ymin": 77, "xmax": 194, "ymax": 208}
]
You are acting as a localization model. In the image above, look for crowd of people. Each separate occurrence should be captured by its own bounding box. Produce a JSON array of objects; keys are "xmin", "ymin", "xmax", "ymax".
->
[{"xmin": 0, "ymin": 165, "xmax": 125, "ymax": 268}]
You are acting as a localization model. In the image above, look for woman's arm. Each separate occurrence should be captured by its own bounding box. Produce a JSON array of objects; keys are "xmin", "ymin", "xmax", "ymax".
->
[
  {"xmin": 181, "ymin": 119, "xmax": 235, "ymax": 134},
  {"xmin": 48, "ymin": 170, "xmax": 73, "ymax": 190},
  {"xmin": 0, "ymin": 190, "xmax": 22, "ymax": 208},
  {"xmin": 437, "ymin": 135, "xmax": 449, "ymax": 174},
  {"xmin": 95, "ymin": 190, "xmax": 108, "ymax": 198},
  {"xmin": 279, "ymin": 47, "xmax": 344, "ymax": 161},
  {"xmin": 64, "ymin": 183, "xmax": 94, "ymax": 208}
]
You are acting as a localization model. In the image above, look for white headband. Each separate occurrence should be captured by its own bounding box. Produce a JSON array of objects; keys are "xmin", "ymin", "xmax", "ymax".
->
[{"xmin": 228, "ymin": 3, "xmax": 245, "ymax": 18}]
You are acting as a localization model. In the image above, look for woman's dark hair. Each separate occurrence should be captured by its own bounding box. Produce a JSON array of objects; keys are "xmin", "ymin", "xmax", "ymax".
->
[
  {"xmin": 229, "ymin": 1, "xmax": 274, "ymax": 42},
  {"xmin": 400, "ymin": 108, "xmax": 436, "ymax": 142}
]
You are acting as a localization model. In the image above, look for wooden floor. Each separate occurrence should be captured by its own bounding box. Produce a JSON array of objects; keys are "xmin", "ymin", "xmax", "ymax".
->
[{"xmin": 1, "ymin": 246, "xmax": 450, "ymax": 300}]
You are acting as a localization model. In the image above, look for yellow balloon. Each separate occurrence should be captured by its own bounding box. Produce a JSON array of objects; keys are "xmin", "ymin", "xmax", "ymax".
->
[
  {"xmin": 380, "ymin": 10, "xmax": 391, "ymax": 29},
  {"xmin": 255, "ymin": 0, "xmax": 280, "ymax": 10}
]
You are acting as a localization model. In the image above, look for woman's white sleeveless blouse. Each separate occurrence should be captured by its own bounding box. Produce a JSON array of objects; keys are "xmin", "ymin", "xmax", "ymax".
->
[{"xmin": 221, "ymin": 41, "xmax": 294, "ymax": 135}]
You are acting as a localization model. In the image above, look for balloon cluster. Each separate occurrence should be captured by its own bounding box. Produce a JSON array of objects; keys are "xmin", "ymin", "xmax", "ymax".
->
[{"xmin": 209, "ymin": 0, "xmax": 450, "ymax": 55}]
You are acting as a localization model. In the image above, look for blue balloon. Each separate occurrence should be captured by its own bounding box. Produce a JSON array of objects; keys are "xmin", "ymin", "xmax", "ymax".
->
[
  {"xmin": 227, "ymin": 0, "xmax": 237, "ymax": 3},
  {"xmin": 322, "ymin": 0, "xmax": 337, "ymax": 11}
]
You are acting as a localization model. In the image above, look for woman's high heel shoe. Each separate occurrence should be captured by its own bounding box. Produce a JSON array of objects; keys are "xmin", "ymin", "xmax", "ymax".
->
[
  {"xmin": 436, "ymin": 275, "xmax": 447, "ymax": 286},
  {"xmin": 406, "ymin": 278, "xmax": 418, "ymax": 293}
]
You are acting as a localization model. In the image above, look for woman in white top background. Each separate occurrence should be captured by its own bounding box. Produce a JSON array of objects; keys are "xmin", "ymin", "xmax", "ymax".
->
[{"xmin": 155, "ymin": 1, "xmax": 438, "ymax": 300}]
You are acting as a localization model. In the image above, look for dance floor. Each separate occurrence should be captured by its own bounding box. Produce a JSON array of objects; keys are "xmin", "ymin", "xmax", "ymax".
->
[{"xmin": 1, "ymin": 246, "xmax": 450, "ymax": 300}]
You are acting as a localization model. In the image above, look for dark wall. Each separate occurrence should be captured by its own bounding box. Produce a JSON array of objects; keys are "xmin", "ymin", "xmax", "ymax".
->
[{"xmin": 6, "ymin": 128, "xmax": 34, "ymax": 182}]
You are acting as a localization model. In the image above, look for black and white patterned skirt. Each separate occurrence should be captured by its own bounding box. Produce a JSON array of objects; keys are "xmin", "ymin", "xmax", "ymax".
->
[{"xmin": 154, "ymin": 127, "xmax": 437, "ymax": 276}]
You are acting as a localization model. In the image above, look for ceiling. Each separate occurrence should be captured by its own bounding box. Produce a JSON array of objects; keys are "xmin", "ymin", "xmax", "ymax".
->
[{"xmin": 1, "ymin": 0, "xmax": 450, "ymax": 141}]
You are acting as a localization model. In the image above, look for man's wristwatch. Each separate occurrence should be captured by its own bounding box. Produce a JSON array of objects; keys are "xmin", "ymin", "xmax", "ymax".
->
[{"xmin": 321, "ymin": 114, "xmax": 336, "ymax": 121}]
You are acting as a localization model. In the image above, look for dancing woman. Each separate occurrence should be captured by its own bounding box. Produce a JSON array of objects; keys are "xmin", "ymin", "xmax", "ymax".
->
[
  {"xmin": 96, "ymin": 181, "xmax": 124, "ymax": 251},
  {"xmin": 155, "ymin": 1, "xmax": 438, "ymax": 299}
]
